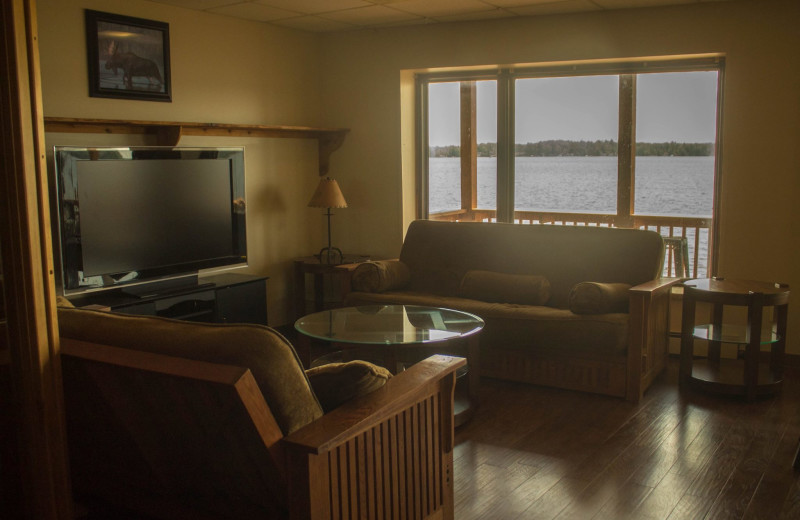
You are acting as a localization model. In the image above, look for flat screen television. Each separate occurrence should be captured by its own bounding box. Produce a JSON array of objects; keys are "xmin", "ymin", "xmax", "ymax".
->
[{"xmin": 53, "ymin": 146, "xmax": 247, "ymax": 296}]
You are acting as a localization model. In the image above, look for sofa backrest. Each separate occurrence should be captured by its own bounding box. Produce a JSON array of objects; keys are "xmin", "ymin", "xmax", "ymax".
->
[
  {"xmin": 399, "ymin": 220, "xmax": 664, "ymax": 308},
  {"xmin": 57, "ymin": 307, "xmax": 324, "ymax": 435}
]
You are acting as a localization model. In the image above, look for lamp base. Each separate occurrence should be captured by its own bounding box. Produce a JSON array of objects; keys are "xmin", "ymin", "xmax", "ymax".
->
[{"xmin": 316, "ymin": 246, "xmax": 344, "ymax": 265}]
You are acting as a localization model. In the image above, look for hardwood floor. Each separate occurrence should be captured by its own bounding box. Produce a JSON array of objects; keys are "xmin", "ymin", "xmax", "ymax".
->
[{"xmin": 453, "ymin": 359, "xmax": 800, "ymax": 519}]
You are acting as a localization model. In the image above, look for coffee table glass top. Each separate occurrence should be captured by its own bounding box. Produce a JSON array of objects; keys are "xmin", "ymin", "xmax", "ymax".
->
[{"xmin": 295, "ymin": 305, "xmax": 484, "ymax": 345}]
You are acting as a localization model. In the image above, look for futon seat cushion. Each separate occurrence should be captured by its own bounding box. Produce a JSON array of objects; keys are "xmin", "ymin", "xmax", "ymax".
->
[
  {"xmin": 344, "ymin": 290, "xmax": 629, "ymax": 357},
  {"xmin": 57, "ymin": 307, "xmax": 323, "ymax": 435}
]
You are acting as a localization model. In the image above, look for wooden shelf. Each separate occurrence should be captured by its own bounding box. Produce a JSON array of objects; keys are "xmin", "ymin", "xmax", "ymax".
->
[
  {"xmin": 688, "ymin": 358, "xmax": 782, "ymax": 397},
  {"xmin": 43, "ymin": 117, "xmax": 349, "ymax": 176}
]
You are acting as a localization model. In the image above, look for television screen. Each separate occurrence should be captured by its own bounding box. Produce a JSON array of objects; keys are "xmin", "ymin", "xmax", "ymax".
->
[{"xmin": 54, "ymin": 146, "xmax": 246, "ymax": 296}]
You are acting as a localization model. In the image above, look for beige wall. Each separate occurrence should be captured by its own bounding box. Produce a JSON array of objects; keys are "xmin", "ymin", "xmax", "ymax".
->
[
  {"xmin": 34, "ymin": 0, "xmax": 800, "ymax": 345},
  {"xmin": 319, "ymin": 0, "xmax": 800, "ymax": 352},
  {"xmin": 37, "ymin": 0, "xmax": 325, "ymax": 326}
]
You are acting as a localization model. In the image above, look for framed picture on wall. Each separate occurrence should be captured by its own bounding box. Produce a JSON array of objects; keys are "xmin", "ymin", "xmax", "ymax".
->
[{"xmin": 85, "ymin": 9, "xmax": 172, "ymax": 102}]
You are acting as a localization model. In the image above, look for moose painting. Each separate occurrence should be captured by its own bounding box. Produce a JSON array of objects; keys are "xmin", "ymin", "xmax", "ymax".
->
[
  {"xmin": 85, "ymin": 10, "xmax": 171, "ymax": 102},
  {"xmin": 105, "ymin": 40, "xmax": 164, "ymax": 89}
]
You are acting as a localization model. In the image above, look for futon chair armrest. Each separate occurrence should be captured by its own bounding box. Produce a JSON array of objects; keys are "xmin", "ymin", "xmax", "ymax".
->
[
  {"xmin": 284, "ymin": 354, "xmax": 465, "ymax": 454},
  {"xmin": 283, "ymin": 354, "xmax": 463, "ymax": 520}
]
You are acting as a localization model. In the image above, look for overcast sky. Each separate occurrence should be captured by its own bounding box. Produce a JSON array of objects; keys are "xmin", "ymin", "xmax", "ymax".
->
[{"xmin": 428, "ymin": 71, "xmax": 719, "ymax": 146}]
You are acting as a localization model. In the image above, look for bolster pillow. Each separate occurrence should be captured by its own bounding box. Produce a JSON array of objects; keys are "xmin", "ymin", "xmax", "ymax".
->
[
  {"xmin": 569, "ymin": 282, "xmax": 632, "ymax": 314},
  {"xmin": 305, "ymin": 360, "xmax": 392, "ymax": 413},
  {"xmin": 351, "ymin": 260, "xmax": 411, "ymax": 293},
  {"xmin": 460, "ymin": 270, "xmax": 551, "ymax": 305}
]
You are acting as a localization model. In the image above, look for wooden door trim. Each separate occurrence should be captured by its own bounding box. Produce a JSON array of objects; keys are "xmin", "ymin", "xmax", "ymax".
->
[{"xmin": 0, "ymin": 0, "xmax": 71, "ymax": 517}]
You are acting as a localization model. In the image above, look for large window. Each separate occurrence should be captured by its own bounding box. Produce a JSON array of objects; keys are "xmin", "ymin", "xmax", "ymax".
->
[{"xmin": 418, "ymin": 59, "xmax": 722, "ymax": 277}]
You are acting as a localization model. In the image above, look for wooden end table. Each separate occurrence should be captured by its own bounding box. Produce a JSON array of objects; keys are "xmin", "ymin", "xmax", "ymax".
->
[
  {"xmin": 292, "ymin": 254, "xmax": 370, "ymax": 321},
  {"xmin": 679, "ymin": 278, "xmax": 789, "ymax": 401}
]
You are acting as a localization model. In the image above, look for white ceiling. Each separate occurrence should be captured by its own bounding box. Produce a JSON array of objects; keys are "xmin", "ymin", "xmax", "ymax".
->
[{"xmin": 147, "ymin": 0, "xmax": 736, "ymax": 32}]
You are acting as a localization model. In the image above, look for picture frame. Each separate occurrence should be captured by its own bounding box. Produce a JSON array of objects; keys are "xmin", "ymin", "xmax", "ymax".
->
[{"xmin": 85, "ymin": 9, "xmax": 172, "ymax": 102}]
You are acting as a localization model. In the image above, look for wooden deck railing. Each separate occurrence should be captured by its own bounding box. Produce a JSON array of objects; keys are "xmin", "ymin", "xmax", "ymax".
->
[{"xmin": 429, "ymin": 209, "xmax": 711, "ymax": 278}]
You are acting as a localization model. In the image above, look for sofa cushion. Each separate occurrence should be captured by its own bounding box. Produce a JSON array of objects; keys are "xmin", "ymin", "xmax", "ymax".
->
[
  {"xmin": 306, "ymin": 360, "xmax": 392, "ymax": 413},
  {"xmin": 460, "ymin": 270, "xmax": 550, "ymax": 305},
  {"xmin": 569, "ymin": 282, "xmax": 631, "ymax": 314},
  {"xmin": 351, "ymin": 260, "xmax": 411, "ymax": 293},
  {"xmin": 57, "ymin": 307, "xmax": 323, "ymax": 435}
]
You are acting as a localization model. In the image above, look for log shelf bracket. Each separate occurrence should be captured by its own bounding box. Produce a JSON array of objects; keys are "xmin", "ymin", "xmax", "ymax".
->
[{"xmin": 43, "ymin": 117, "xmax": 350, "ymax": 176}]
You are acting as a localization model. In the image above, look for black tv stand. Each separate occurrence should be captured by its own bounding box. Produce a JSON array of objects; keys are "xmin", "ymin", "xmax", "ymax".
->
[
  {"xmin": 67, "ymin": 273, "xmax": 268, "ymax": 325},
  {"xmin": 121, "ymin": 276, "xmax": 215, "ymax": 300}
]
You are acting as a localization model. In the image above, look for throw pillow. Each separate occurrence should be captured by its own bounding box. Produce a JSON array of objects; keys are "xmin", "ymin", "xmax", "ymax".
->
[
  {"xmin": 306, "ymin": 360, "xmax": 392, "ymax": 413},
  {"xmin": 56, "ymin": 295, "xmax": 74, "ymax": 308},
  {"xmin": 569, "ymin": 282, "xmax": 632, "ymax": 314},
  {"xmin": 351, "ymin": 260, "xmax": 411, "ymax": 293},
  {"xmin": 459, "ymin": 270, "xmax": 551, "ymax": 305}
]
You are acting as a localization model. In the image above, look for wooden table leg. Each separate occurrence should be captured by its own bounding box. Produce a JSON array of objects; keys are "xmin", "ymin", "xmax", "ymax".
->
[
  {"xmin": 293, "ymin": 261, "xmax": 305, "ymax": 322},
  {"xmin": 773, "ymin": 303, "xmax": 788, "ymax": 381},
  {"xmin": 295, "ymin": 332, "xmax": 312, "ymax": 369},
  {"xmin": 679, "ymin": 290, "xmax": 697, "ymax": 387},
  {"xmin": 467, "ymin": 335, "xmax": 480, "ymax": 407},
  {"xmin": 709, "ymin": 302, "xmax": 723, "ymax": 367},
  {"xmin": 313, "ymin": 273, "xmax": 324, "ymax": 312},
  {"xmin": 744, "ymin": 292, "xmax": 764, "ymax": 402}
]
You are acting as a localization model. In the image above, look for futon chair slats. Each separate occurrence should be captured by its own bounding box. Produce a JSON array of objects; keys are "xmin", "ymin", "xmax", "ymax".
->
[
  {"xmin": 284, "ymin": 355, "xmax": 461, "ymax": 520},
  {"xmin": 315, "ymin": 396, "xmax": 444, "ymax": 520}
]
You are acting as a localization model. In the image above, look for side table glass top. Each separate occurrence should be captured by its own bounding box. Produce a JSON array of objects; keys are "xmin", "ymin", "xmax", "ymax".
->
[
  {"xmin": 295, "ymin": 305, "xmax": 484, "ymax": 345},
  {"xmin": 683, "ymin": 278, "xmax": 789, "ymax": 298}
]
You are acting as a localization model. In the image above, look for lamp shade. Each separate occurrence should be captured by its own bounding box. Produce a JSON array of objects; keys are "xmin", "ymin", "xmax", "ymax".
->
[{"xmin": 308, "ymin": 177, "xmax": 348, "ymax": 209}]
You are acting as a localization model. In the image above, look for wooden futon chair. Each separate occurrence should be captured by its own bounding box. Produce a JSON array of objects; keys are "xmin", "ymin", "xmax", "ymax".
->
[{"xmin": 57, "ymin": 306, "xmax": 464, "ymax": 520}]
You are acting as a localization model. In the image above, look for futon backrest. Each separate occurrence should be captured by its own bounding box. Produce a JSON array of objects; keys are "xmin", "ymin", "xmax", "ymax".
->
[
  {"xmin": 57, "ymin": 307, "xmax": 323, "ymax": 434},
  {"xmin": 399, "ymin": 220, "xmax": 665, "ymax": 308},
  {"xmin": 61, "ymin": 338, "xmax": 290, "ymax": 519}
]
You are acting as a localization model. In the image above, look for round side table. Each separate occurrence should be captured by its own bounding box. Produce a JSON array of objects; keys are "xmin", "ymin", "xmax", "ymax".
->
[{"xmin": 679, "ymin": 278, "xmax": 789, "ymax": 401}]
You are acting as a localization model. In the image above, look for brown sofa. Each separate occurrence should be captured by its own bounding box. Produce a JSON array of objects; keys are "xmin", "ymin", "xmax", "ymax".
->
[{"xmin": 345, "ymin": 219, "xmax": 677, "ymax": 402}]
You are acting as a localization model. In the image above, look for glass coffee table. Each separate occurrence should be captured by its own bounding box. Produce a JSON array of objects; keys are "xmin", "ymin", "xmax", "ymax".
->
[{"xmin": 295, "ymin": 304, "xmax": 485, "ymax": 425}]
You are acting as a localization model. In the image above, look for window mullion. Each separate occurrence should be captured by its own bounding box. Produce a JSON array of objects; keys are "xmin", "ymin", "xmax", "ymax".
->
[
  {"xmin": 496, "ymin": 70, "xmax": 515, "ymax": 223},
  {"xmin": 617, "ymin": 74, "xmax": 636, "ymax": 228},
  {"xmin": 416, "ymin": 77, "xmax": 430, "ymax": 219},
  {"xmin": 460, "ymin": 82, "xmax": 477, "ymax": 214}
]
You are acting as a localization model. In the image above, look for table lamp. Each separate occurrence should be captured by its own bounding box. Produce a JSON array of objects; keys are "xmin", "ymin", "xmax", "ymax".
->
[{"xmin": 308, "ymin": 176, "xmax": 348, "ymax": 265}]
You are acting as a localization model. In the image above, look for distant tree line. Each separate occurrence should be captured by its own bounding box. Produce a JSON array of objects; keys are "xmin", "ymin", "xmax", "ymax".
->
[{"xmin": 430, "ymin": 140, "xmax": 713, "ymax": 158}]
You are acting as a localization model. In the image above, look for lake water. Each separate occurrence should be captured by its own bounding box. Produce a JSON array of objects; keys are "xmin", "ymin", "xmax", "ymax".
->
[{"xmin": 429, "ymin": 155, "xmax": 714, "ymax": 275}]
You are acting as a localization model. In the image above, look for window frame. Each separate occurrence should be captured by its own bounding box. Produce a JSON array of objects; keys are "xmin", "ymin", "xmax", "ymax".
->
[{"xmin": 416, "ymin": 56, "xmax": 724, "ymax": 277}]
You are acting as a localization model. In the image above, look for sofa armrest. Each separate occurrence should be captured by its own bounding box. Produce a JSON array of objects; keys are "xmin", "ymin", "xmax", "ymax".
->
[
  {"xmin": 626, "ymin": 277, "xmax": 683, "ymax": 402},
  {"xmin": 630, "ymin": 277, "xmax": 684, "ymax": 294},
  {"xmin": 283, "ymin": 354, "xmax": 465, "ymax": 520}
]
